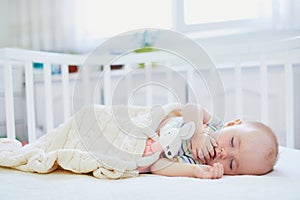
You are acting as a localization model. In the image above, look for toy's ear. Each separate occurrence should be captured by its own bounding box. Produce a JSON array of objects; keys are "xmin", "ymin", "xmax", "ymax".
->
[
  {"xmin": 178, "ymin": 122, "xmax": 195, "ymax": 140},
  {"xmin": 225, "ymin": 118, "xmax": 241, "ymax": 127}
]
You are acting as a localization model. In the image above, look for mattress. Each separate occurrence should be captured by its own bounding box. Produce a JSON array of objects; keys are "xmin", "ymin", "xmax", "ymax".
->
[{"xmin": 0, "ymin": 146, "xmax": 299, "ymax": 200}]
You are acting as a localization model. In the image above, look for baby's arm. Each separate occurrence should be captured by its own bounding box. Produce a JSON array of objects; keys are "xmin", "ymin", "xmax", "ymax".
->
[
  {"xmin": 191, "ymin": 133, "xmax": 218, "ymax": 164},
  {"xmin": 181, "ymin": 103, "xmax": 218, "ymax": 164},
  {"xmin": 163, "ymin": 103, "xmax": 217, "ymax": 163},
  {"xmin": 150, "ymin": 158, "xmax": 223, "ymax": 179}
]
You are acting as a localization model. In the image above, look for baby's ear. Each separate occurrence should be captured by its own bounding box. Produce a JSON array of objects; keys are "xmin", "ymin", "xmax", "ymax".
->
[{"xmin": 225, "ymin": 118, "xmax": 242, "ymax": 127}]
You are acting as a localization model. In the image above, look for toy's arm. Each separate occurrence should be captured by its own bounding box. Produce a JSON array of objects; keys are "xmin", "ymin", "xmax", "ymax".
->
[
  {"xmin": 166, "ymin": 103, "xmax": 211, "ymax": 129},
  {"xmin": 150, "ymin": 158, "xmax": 223, "ymax": 179},
  {"xmin": 181, "ymin": 103, "xmax": 211, "ymax": 132}
]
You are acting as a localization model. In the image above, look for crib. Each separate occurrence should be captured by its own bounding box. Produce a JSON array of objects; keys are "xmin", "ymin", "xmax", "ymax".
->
[
  {"xmin": 0, "ymin": 37, "xmax": 300, "ymax": 199},
  {"xmin": 0, "ymin": 46, "xmax": 298, "ymax": 147}
]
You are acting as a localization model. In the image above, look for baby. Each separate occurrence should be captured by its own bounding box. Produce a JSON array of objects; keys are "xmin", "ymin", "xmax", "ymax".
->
[
  {"xmin": 0, "ymin": 103, "xmax": 278, "ymax": 180},
  {"xmin": 148, "ymin": 103, "xmax": 278, "ymax": 179}
]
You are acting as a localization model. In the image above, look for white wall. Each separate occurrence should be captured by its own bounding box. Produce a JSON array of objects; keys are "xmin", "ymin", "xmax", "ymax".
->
[{"xmin": 0, "ymin": 0, "xmax": 299, "ymax": 147}]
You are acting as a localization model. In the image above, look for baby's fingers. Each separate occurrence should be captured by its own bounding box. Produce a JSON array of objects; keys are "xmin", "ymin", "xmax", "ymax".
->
[
  {"xmin": 195, "ymin": 165, "xmax": 213, "ymax": 179},
  {"xmin": 210, "ymin": 136, "xmax": 218, "ymax": 147},
  {"xmin": 211, "ymin": 163, "xmax": 224, "ymax": 179},
  {"xmin": 199, "ymin": 147, "xmax": 210, "ymax": 164},
  {"xmin": 203, "ymin": 146, "xmax": 214, "ymax": 163},
  {"xmin": 195, "ymin": 163, "xmax": 224, "ymax": 179},
  {"xmin": 192, "ymin": 148, "xmax": 199, "ymax": 161},
  {"xmin": 198, "ymin": 149, "xmax": 206, "ymax": 164},
  {"xmin": 207, "ymin": 144, "xmax": 215, "ymax": 160}
]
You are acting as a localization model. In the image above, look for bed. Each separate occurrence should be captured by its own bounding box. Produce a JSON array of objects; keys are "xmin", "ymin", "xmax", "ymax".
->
[
  {"xmin": 0, "ymin": 34, "xmax": 300, "ymax": 200},
  {"xmin": 0, "ymin": 146, "xmax": 299, "ymax": 200}
]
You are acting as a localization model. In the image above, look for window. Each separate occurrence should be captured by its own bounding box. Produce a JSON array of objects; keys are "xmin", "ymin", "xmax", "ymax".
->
[
  {"xmin": 184, "ymin": 0, "xmax": 260, "ymax": 24},
  {"xmin": 174, "ymin": 0, "xmax": 273, "ymax": 34},
  {"xmin": 77, "ymin": 0, "xmax": 172, "ymax": 38}
]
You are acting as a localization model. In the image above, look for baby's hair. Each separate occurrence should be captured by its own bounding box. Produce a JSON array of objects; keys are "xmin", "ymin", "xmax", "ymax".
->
[{"xmin": 243, "ymin": 121, "xmax": 279, "ymax": 174}]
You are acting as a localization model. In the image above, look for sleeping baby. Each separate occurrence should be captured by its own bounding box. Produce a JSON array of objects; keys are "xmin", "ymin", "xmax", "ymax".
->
[
  {"xmin": 0, "ymin": 103, "xmax": 278, "ymax": 179},
  {"xmin": 140, "ymin": 103, "xmax": 279, "ymax": 179}
]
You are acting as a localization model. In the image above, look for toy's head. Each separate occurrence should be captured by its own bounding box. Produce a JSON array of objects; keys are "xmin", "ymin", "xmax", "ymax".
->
[
  {"xmin": 159, "ymin": 122, "xmax": 195, "ymax": 159},
  {"xmin": 135, "ymin": 121, "xmax": 196, "ymax": 168}
]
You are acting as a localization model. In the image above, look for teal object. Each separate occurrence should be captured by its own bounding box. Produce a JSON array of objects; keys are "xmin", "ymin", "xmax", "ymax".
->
[
  {"xmin": 33, "ymin": 63, "xmax": 61, "ymax": 74},
  {"xmin": 33, "ymin": 62, "xmax": 43, "ymax": 69}
]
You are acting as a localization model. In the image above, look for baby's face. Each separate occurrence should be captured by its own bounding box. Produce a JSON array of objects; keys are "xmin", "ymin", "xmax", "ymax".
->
[{"xmin": 207, "ymin": 124, "xmax": 273, "ymax": 175}]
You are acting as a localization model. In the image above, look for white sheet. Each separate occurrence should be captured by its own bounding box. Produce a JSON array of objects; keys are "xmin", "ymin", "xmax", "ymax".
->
[{"xmin": 1, "ymin": 146, "xmax": 299, "ymax": 200}]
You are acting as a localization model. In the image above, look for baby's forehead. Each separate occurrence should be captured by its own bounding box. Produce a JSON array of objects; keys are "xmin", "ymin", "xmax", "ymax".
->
[
  {"xmin": 238, "ymin": 129, "xmax": 273, "ymax": 148},
  {"xmin": 236, "ymin": 124, "xmax": 263, "ymax": 135}
]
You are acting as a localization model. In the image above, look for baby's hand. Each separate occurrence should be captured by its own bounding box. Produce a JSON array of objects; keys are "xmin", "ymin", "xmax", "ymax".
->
[
  {"xmin": 191, "ymin": 132, "xmax": 218, "ymax": 164},
  {"xmin": 194, "ymin": 163, "xmax": 224, "ymax": 179}
]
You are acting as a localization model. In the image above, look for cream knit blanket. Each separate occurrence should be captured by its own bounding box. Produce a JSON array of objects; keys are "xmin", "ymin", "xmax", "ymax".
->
[{"xmin": 0, "ymin": 103, "xmax": 180, "ymax": 179}]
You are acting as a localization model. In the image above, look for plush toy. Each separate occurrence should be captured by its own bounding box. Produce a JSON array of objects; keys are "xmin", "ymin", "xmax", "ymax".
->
[
  {"xmin": 136, "ymin": 120, "xmax": 196, "ymax": 167},
  {"xmin": 136, "ymin": 104, "xmax": 199, "ymax": 167},
  {"xmin": 153, "ymin": 121, "xmax": 195, "ymax": 159}
]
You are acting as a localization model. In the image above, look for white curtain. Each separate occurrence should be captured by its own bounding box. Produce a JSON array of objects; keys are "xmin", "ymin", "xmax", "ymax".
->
[
  {"xmin": 0, "ymin": 0, "xmax": 79, "ymax": 52},
  {"xmin": 0, "ymin": 0, "xmax": 298, "ymax": 53},
  {"xmin": 0, "ymin": 0, "xmax": 174, "ymax": 53}
]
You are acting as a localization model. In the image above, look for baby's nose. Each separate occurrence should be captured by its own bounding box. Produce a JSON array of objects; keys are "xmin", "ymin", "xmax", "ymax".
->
[{"xmin": 217, "ymin": 147, "xmax": 227, "ymax": 159}]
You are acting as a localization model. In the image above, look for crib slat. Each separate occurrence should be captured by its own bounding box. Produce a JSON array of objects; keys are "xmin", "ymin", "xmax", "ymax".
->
[
  {"xmin": 125, "ymin": 64, "xmax": 132, "ymax": 104},
  {"xmin": 43, "ymin": 63, "xmax": 54, "ymax": 132},
  {"xmin": 25, "ymin": 62, "xmax": 37, "ymax": 143},
  {"xmin": 187, "ymin": 67, "xmax": 194, "ymax": 103},
  {"xmin": 235, "ymin": 58, "xmax": 242, "ymax": 116},
  {"xmin": 260, "ymin": 56, "xmax": 269, "ymax": 124},
  {"xmin": 82, "ymin": 65, "xmax": 91, "ymax": 105},
  {"xmin": 4, "ymin": 61, "xmax": 16, "ymax": 139},
  {"xmin": 285, "ymin": 60, "xmax": 295, "ymax": 148},
  {"xmin": 145, "ymin": 63, "xmax": 153, "ymax": 106},
  {"xmin": 61, "ymin": 64, "xmax": 70, "ymax": 121},
  {"xmin": 163, "ymin": 61, "xmax": 173, "ymax": 103},
  {"xmin": 103, "ymin": 65, "xmax": 111, "ymax": 105},
  {"xmin": 166, "ymin": 67, "xmax": 173, "ymax": 103}
]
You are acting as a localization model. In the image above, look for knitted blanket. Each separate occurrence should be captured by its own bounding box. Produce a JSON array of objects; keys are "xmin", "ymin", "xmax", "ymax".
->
[{"xmin": 0, "ymin": 103, "xmax": 180, "ymax": 179}]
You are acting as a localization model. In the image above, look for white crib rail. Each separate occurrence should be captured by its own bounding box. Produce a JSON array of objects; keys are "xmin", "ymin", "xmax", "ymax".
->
[
  {"xmin": 24, "ymin": 61, "xmax": 36, "ymax": 143},
  {"xmin": 259, "ymin": 55, "xmax": 269, "ymax": 125},
  {"xmin": 229, "ymin": 52, "xmax": 299, "ymax": 148},
  {"xmin": 3, "ymin": 61, "xmax": 15, "ymax": 139},
  {"xmin": 0, "ymin": 48, "xmax": 86, "ymax": 143},
  {"xmin": 284, "ymin": 56, "xmax": 295, "ymax": 148},
  {"xmin": 61, "ymin": 64, "xmax": 70, "ymax": 121},
  {"xmin": 0, "ymin": 46, "xmax": 299, "ymax": 148},
  {"xmin": 0, "ymin": 48, "xmax": 168, "ymax": 142}
]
